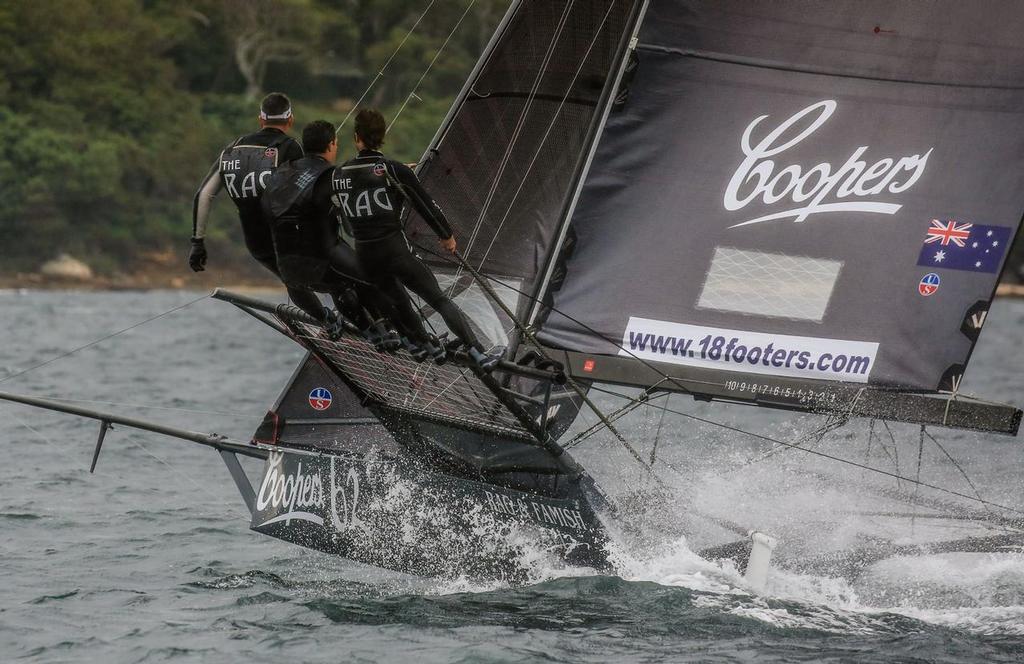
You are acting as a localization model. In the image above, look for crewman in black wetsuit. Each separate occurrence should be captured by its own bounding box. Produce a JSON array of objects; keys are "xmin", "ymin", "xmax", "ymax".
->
[
  {"xmin": 334, "ymin": 109, "xmax": 503, "ymax": 370},
  {"xmin": 262, "ymin": 119, "xmax": 400, "ymax": 346},
  {"xmin": 188, "ymin": 92, "xmax": 325, "ymax": 318},
  {"xmin": 190, "ymin": 92, "xmax": 302, "ymax": 274}
]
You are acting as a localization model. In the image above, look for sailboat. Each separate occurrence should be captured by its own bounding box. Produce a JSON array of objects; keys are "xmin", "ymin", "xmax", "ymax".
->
[{"xmin": 4, "ymin": 0, "xmax": 1024, "ymax": 583}]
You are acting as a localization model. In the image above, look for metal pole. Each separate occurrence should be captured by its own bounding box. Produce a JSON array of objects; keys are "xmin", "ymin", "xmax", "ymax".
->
[{"xmin": 0, "ymin": 390, "xmax": 262, "ymax": 459}]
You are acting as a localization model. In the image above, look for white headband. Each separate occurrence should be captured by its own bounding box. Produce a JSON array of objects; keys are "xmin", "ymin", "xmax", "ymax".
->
[{"xmin": 260, "ymin": 107, "xmax": 293, "ymax": 121}]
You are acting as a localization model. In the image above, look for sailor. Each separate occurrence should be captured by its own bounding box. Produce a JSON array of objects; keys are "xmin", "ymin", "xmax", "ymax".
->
[
  {"xmin": 189, "ymin": 92, "xmax": 303, "ymax": 276},
  {"xmin": 261, "ymin": 119, "xmax": 400, "ymax": 344},
  {"xmin": 334, "ymin": 109, "xmax": 503, "ymax": 370}
]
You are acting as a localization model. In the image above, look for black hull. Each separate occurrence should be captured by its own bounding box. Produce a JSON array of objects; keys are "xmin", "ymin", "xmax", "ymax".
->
[{"xmin": 250, "ymin": 447, "xmax": 610, "ymax": 581}]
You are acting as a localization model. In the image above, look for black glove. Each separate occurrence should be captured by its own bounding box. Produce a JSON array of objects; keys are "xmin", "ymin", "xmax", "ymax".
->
[{"xmin": 188, "ymin": 237, "xmax": 207, "ymax": 272}]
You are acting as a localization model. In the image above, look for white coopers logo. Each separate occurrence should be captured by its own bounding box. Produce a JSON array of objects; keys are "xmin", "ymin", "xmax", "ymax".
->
[{"xmin": 724, "ymin": 100, "xmax": 933, "ymax": 228}]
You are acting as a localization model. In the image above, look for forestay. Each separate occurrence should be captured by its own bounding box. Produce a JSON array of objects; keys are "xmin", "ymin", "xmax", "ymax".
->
[{"xmin": 533, "ymin": 0, "xmax": 1024, "ymax": 431}]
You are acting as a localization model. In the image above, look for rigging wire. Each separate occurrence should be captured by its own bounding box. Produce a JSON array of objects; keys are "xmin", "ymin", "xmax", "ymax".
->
[
  {"xmin": 581, "ymin": 382, "xmax": 1024, "ymax": 516},
  {"xmin": 646, "ymin": 390, "xmax": 670, "ymax": 485},
  {"xmin": 416, "ymin": 243, "xmax": 1012, "ymax": 516},
  {"xmin": 913, "ymin": 425, "xmax": 925, "ymax": 533},
  {"xmin": 455, "ymin": 0, "xmax": 578, "ymax": 282},
  {"xmin": 564, "ymin": 387, "xmax": 667, "ymax": 449},
  {"xmin": 923, "ymin": 428, "xmax": 1002, "ymax": 525},
  {"xmin": 473, "ymin": 0, "xmax": 620, "ymax": 269},
  {"xmin": 451, "ymin": 248, "xmax": 652, "ymax": 470},
  {"xmin": 20, "ymin": 396, "xmax": 260, "ymax": 419},
  {"xmin": 335, "ymin": 0, "xmax": 438, "ymax": 136},
  {"xmin": 881, "ymin": 420, "xmax": 903, "ymax": 490},
  {"xmin": 0, "ymin": 294, "xmax": 210, "ymax": 386},
  {"xmin": 390, "ymin": 0, "xmax": 479, "ymax": 131}
]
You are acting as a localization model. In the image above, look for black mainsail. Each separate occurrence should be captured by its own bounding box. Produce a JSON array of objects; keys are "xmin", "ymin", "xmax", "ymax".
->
[{"xmin": 528, "ymin": 0, "xmax": 1024, "ymax": 433}]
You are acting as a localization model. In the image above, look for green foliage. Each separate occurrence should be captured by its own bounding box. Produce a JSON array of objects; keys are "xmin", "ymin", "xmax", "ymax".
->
[{"xmin": 0, "ymin": 0, "xmax": 510, "ymax": 275}]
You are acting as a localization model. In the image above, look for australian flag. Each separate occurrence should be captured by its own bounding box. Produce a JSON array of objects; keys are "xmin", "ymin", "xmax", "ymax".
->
[{"xmin": 916, "ymin": 219, "xmax": 1011, "ymax": 274}]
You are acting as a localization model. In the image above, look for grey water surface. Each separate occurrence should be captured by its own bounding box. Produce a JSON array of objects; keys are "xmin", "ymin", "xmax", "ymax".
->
[{"xmin": 1, "ymin": 290, "xmax": 1022, "ymax": 663}]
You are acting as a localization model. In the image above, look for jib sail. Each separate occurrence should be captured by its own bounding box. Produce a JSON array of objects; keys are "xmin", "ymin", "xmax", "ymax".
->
[
  {"xmin": 532, "ymin": 0, "xmax": 1024, "ymax": 433},
  {"xmin": 408, "ymin": 0, "xmax": 644, "ymax": 319}
]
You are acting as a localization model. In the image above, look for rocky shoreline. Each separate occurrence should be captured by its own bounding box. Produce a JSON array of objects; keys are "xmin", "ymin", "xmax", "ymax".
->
[{"xmin": 2, "ymin": 253, "xmax": 282, "ymax": 291}]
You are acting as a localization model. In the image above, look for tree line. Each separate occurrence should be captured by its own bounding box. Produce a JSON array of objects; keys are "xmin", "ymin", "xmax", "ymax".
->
[{"xmin": 0, "ymin": 0, "xmax": 508, "ymax": 275}]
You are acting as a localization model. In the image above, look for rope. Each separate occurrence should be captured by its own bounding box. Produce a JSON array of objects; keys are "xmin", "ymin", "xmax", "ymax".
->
[
  {"xmin": 335, "ymin": 0, "xmax": 438, "ymax": 135},
  {"xmin": 0, "ymin": 294, "xmax": 209, "ymax": 385},
  {"xmin": 451, "ymin": 248, "xmax": 651, "ymax": 469},
  {"xmin": 27, "ymin": 396, "xmax": 260, "ymax": 419},
  {"xmin": 390, "ymin": 0, "xmax": 479, "ymax": 131}
]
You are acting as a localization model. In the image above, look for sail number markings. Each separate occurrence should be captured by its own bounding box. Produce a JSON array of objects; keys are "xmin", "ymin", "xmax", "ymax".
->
[{"xmin": 723, "ymin": 380, "xmax": 838, "ymax": 405}]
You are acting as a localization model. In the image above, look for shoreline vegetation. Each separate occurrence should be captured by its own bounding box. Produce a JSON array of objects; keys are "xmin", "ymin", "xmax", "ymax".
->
[
  {"xmin": 5, "ymin": 261, "xmax": 1024, "ymax": 298},
  {"xmin": 0, "ymin": 1, "xmax": 510, "ymax": 279}
]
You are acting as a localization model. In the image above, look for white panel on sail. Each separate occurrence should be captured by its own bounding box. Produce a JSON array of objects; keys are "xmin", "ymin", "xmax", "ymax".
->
[{"xmin": 697, "ymin": 248, "xmax": 842, "ymax": 322}]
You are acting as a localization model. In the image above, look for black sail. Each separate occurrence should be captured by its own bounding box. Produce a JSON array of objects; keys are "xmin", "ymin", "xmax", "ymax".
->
[
  {"xmin": 534, "ymin": 0, "xmax": 1024, "ymax": 432},
  {"xmin": 407, "ymin": 0, "xmax": 642, "ymax": 309}
]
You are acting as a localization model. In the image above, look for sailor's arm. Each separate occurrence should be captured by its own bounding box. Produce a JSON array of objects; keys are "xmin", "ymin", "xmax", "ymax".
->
[
  {"xmin": 390, "ymin": 162, "xmax": 455, "ymax": 249},
  {"xmin": 189, "ymin": 156, "xmax": 223, "ymax": 271}
]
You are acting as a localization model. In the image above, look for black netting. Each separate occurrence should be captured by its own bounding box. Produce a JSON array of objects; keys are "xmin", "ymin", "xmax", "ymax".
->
[
  {"xmin": 408, "ymin": 0, "xmax": 638, "ymax": 291},
  {"xmin": 285, "ymin": 320, "xmax": 534, "ymax": 441}
]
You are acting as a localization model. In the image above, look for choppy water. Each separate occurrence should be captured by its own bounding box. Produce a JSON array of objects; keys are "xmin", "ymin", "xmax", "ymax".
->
[{"xmin": 1, "ymin": 290, "xmax": 1022, "ymax": 663}]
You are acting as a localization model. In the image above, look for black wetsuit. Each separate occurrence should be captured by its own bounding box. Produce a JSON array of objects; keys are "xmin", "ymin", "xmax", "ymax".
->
[
  {"xmin": 192, "ymin": 127, "xmax": 303, "ymax": 274},
  {"xmin": 262, "ymin": 155, "xmax": 389, "ymax": 327},
  {"xmin": 333, "ymin": 150, "xmax": 482, "ymax": 349}
]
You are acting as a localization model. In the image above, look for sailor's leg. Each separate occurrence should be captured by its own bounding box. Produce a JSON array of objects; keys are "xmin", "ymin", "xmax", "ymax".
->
[
  {"xmin": 357, "ymin": 242, "xmax": 431, "ymax": 344},
  {"xmin": 286, "ymin": 286, "xmax": 327, "ymax": 322},
  {"xmin": 327, "ymin": 283, "xmax": 371, "ymax": 330},
  {"xmin": 252, "ymin": 252, "xmax": 281, "ymax": 278},
  {"xmin": 379, "ymin": 276, "xmax": 431, "ymax": 343},
  {"xmin": 392, "ymin": 252, "xmax": 482, "ymax": 350}
]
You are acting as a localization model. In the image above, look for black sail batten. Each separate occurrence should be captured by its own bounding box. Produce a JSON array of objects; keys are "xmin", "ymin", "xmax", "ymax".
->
[{"xmin": 529, "ymin": 0, "xmax": 1024, "ymax": 434}]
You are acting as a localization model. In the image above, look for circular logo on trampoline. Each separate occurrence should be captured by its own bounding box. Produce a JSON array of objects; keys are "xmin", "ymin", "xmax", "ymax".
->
[
  {"xmin": 918, "ymin": 272, "xmax": 940, "ymax": 297},
  {"xmin": 308, "ymin": 387, "xmax": 333, "ymax": 411},
  {"xmin": 373, "ymin": 163, "xmax": 386, "ymax": 177}
]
